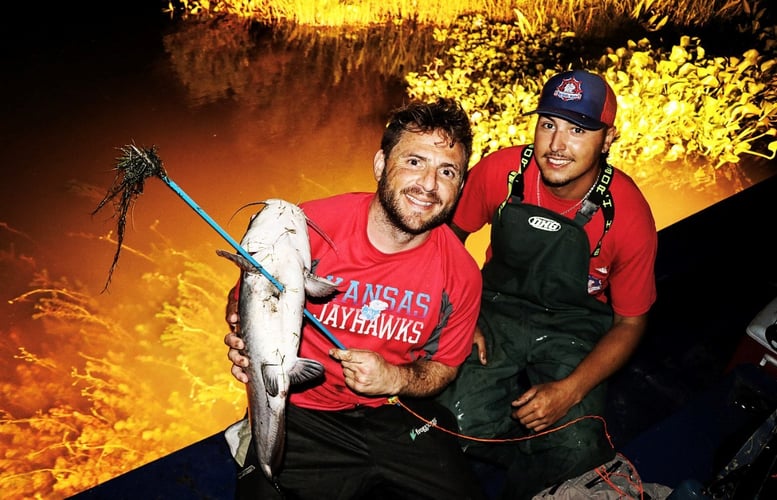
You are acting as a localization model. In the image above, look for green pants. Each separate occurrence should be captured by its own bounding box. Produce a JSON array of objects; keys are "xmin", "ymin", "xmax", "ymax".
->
[{"xmin": 437, "ymin": 292, "xmax": 615, "ymax": 499}]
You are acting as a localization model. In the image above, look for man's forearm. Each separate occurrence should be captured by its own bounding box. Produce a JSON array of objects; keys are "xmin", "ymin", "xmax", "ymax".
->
[
  {"xmin": 393, "ymin": 359, "xmax": 458, "ymax": 397},
  {"xmin": 566, "ymin": 314, "xmax": 647, "ymax": 402}
]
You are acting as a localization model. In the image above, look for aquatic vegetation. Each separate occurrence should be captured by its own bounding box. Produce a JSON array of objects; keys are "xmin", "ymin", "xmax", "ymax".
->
[
  {"xmin": 162, "ymin": 14, "xmax": 440, "ymax": 106},
  {"xmin": 169, "ymin": 0, "xmax": 755, "ymax": 31},
  {"xmin": 169, "ymin": 0, "xmax": 517, "ymax": 26},
  {"xmin": 171, "ymin": 1, "xmax": 777, "ymax": 189},
  {"xmin": 0, "ymin": 244, "xmax": 245, "ymax": 498},
  {"xmin": 406, "ymin": 16, "xmax": 777, "ymax": 188}
]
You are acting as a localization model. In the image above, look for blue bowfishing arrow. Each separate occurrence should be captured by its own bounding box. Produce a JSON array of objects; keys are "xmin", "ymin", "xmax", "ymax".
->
[{"xmin": 94, "ymin": 143, "xmax": 345, "ymax": 349}]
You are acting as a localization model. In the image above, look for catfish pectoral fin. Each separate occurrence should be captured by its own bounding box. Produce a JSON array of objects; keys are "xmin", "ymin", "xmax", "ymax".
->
[
  {"xmin": 216, "ymin": 249, "xmax": 255, "ymax": 272},
  {"xmin": 289, "ymin": 358, "xmax": 325, "ymax": 385},
  {"xmin": 215, "ymin": 249, "xmax": 239, "ymax": 263},
  {"xmin": 261, "ymin": 364, "xmax": 280, "ymax": 396},
  {"xmin": 303, "ymin": 271, "xmax": 339, "ymax": 297}
]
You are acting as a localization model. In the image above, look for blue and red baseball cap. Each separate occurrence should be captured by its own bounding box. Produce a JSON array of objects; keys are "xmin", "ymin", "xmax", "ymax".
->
[{"xmin": 525, "ymin": 70, "xmax": 617, "ymax": 130}]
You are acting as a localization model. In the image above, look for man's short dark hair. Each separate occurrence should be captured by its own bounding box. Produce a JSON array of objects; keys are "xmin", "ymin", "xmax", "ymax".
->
[{"xmin": 381, "ymin": 97, "xmax": 473, "ymax": 170}]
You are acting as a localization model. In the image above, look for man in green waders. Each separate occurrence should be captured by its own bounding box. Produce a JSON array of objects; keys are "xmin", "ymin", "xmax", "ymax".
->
[{"xmin": 437, "ymin": 70, "xmax": 658, "ymax": 499}]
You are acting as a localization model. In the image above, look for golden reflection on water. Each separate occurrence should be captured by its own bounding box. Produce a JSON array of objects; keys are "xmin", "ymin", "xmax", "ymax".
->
[{"xmin": 0, "ymin": 18, "xmax": 773, "ymax": 499}]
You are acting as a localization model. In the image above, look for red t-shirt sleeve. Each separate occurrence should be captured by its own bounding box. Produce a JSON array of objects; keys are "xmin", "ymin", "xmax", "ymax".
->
[
  {"xmin": 604, "ymin": 177, "xmax": 658, "ymax": 317},
  {"xmin": 429, "ymin": 225, "xmax": 482, "ymax": 368}
]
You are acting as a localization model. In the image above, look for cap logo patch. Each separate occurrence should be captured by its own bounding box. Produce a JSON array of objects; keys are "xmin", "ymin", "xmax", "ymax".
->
[{"xmin": 553, "ymin": 77, "xmax": 583, "ymax": 102}]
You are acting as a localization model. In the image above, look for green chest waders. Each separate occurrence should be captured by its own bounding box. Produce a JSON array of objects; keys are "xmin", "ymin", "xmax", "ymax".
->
[{"xmin": 438, "ymin": 147, "xmax": 618, "ymax": 498}]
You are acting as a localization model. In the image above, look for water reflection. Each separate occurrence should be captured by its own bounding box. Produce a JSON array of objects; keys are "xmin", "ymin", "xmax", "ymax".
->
[
  {"xmin": 0, "ymin": 11, "xmax": 773, "ymax": 499},
  {"xmin": 163, "ymin": 17, "xmax": 442, "ymax": 107}
]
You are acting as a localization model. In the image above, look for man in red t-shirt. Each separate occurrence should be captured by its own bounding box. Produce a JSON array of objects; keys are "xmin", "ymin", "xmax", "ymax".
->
[
  {"xmin": 224, "ymin": 99, "xmax": 485, "ymax": 499},
  {"xmin": 437, "ymin": 70, "xmax": 658, "ymax": 499}
]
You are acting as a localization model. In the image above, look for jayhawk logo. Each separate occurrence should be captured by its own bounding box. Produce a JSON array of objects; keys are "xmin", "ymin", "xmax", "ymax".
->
[
  {"xmin": 553, "ymin": 77, "xmax": 584, "ymax": 102},
  {"xmin": 359, "ymin": 299, "xmax": 389, "ymax": 321}
]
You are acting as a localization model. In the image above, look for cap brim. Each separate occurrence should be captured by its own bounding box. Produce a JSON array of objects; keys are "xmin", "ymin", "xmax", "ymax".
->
[{"xmin": 524, "ymin": 108, "xmax": 606, "ymax": 131}]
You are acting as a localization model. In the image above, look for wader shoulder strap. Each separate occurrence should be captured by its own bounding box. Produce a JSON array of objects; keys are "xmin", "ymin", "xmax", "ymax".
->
[
  {"xmin": 495, "ymin": 146, "xmax": 615, "ymax": 257},
  {"xmin": 574, "ymin": 159, "xmax": 615, "ymax": 257},
  {"xmin": 496, "ymin": 145, "xmax": 533, "ymax": 219}
]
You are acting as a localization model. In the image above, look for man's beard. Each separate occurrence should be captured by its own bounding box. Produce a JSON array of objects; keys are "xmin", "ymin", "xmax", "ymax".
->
[{"xmin": 377, "ymin": 174, "xmax": 451, "ymax": 236}]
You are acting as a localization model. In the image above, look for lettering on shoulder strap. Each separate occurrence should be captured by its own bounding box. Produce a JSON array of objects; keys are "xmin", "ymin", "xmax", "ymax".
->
[
  {"xmin": 573, "ymin": 158, "xmax": 615, "ymax": 257},
  {"xmin": 497, "ymin": 145, "xmax": 533, "ymax": 220}
]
